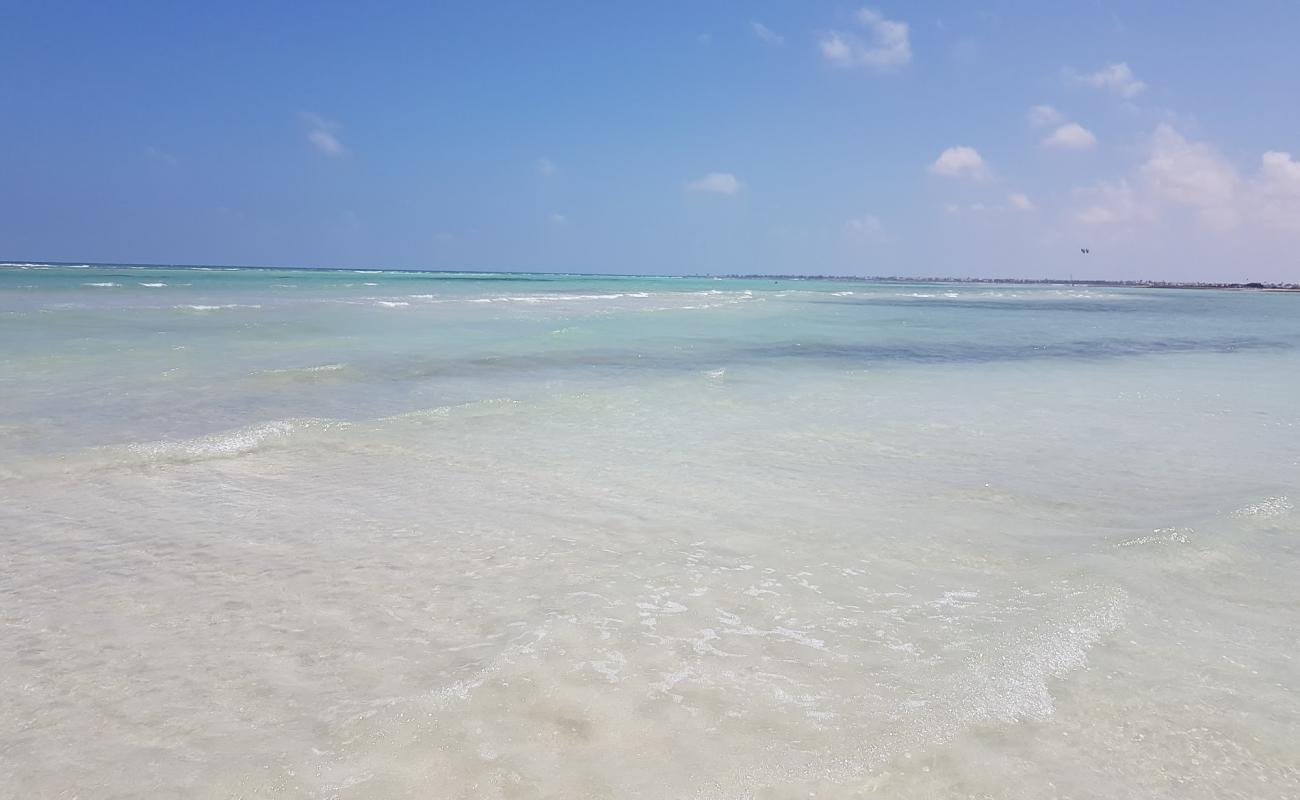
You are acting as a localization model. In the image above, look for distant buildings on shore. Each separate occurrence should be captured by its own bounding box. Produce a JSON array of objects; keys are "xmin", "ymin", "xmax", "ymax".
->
[{"xmin": 722, "ymin": 275, "xmax": 1300, "ymax": 291}]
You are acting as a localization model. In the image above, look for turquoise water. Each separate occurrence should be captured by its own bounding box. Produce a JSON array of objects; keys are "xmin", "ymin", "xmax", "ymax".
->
[{"xmin": 2, "ymin": 264, "xmax": 1298, "ymax": 798}]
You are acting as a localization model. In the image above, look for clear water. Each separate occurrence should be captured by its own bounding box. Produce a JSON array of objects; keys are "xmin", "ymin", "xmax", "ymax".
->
[{"xmin": 2, "ymin": 264, "xmax": 1298, "ymax": 798}]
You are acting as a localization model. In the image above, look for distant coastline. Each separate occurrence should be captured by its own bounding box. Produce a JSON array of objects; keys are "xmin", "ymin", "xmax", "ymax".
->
[
  {"xmin": 722, "ymin": 275, "xmax": 1300, "ymax": 292},
  {"xmin": 2, "ymin": 260, "xmax": 1297, "ymax": 291}
]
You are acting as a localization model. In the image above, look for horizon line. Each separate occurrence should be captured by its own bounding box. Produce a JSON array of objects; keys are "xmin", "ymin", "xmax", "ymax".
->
[{"xmin": 2, "ymin": 258, "xmax": 1296, "ymax": 289}]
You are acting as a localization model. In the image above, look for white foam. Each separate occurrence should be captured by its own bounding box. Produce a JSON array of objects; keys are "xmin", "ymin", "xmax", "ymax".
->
[
  {"xmin": 466, "ymin": 291, "xmax": 666, "ymax": 304},
  {"xmin": 298, "ymin": 363, "xmax": 346, "ymax": 373},
  {"xmin": 125, "ymin": 418, "xmax": 343, "ymax": 463},
  {"xmin": 254, "ymin": 363, "xmax": 347, "ymax": 376},
  {"xmin": 1231, "ymin": 496, "xmax": 1293, "ymax": 518},
  {"xmin": 1117, "ymin": 527, "xmax": 1192, "ymax": 547}
]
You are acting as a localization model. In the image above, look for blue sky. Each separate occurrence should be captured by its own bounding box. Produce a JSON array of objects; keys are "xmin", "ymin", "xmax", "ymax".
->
[{"xmin": 3, "ymin": 2, "xmax": 1299, "ymax": 281}]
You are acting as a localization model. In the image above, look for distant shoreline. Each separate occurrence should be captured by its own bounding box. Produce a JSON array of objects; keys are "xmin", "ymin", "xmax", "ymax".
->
[
  {"xmin": 723, "ymin": 275, "xmax": 1300, "ymax": 292},
  {"xmin": 2, "ymin": 260, "xmax": 1297, "ymax": 291}
]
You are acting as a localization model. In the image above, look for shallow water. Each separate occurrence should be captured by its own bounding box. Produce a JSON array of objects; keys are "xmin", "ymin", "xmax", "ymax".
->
[{"xmin": 2, "ymin": 264, "xmax": 1298, "ymax": 798}]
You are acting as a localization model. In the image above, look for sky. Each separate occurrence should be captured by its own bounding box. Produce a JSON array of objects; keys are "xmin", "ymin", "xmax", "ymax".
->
[{"xmin": 3, "ymin": 1, "xmax": 1299, "ymax": 281}]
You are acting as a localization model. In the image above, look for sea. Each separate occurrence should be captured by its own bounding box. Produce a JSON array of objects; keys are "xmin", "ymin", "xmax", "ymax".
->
[{"xmin": 1, "ymin": 263, "xmax": 1297, "ymax": 799}]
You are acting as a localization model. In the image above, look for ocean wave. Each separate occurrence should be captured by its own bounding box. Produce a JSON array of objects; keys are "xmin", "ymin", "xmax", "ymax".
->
[
  {"xmin": 138, "ymin": 282, "xmax": 167, "ymax": 288},
  {"xmin": 729, "ymin": 583, "xmax": 1131, "ymax": 794},
  {"xmin": 260, "ymin": 363, "xmax": 347, "ymax": 374},
  {"xmin": 814, "ymin": 295, "xmax": 1147, "ymax": 314},
  {"xmin": 174, "ymin": 303, "xmax": 263, "ymax": 311},
  {"xmin": 458, "ymin": 290, "xmax": 749, "ymax": 305},
  {"xmin": 390, "ymin": 397, "xmax": 522, "ymax": 423},
  {"xmin": 251, "ymin": 363, "xmax": 350, "ymax": 381},
  {"xmin": 1230, "ymin": 496, "xmax": 1293, "ymax": 518},
  {"xmin": 343, "ymin": 566, "xmax": 1128, "ymax": 799},
  {"xmin": 1, "ymin": 398, "xmax": 536, "ymax": 479},
  {"xmin": 1117, "ymin": 527, "xmax": 1193, "ymax": 548},
  {"xmin": 124, "ymin": 419, "xmax": 341, "ymax": 462},
  {"xmin": 82, "ymin": 282, "xmax": 120, "ymax": 287},
  {"xmin": 940, "ymin": 585, "xmax": 1127, "ymax": 723},
  {"xmin": 489, "ymin": 292, "xmax": 654, "ymax": 303},
  {"xmin": 658, "ymin": 300, "xmax": 755, "ymax": 311},
  {"xmin": 0, "ymin": 418, "xmax": 348, "ymax": 479}
]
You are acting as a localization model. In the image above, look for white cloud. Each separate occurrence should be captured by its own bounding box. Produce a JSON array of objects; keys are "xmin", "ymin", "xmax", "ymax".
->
[
  {"xmin": 942, "ymin": 202, "xmax": 996, "ymax": 214},
  {"xmin": 1027, "ymin": 105, "xmax": 1064, "ymax": 129},
  {"xmin": 301, "ymin": 112, "xmax": 346, "ymax": 157},
  {"xmin": 1008, "ymin": 192, "xmax": 1034, "ymax": 211},
  {"xmin": 1259, "ymin": 150, "xmax": 1300, "ymax": 188},
  {"xmin": 750, "ymin": 21, "xmax": 783, "ymax": 46},
  {"xmin": 548, "ymin": 212, "xmax": 568, "ymax": 225},
  {"xmin": 1042, "ymin": 122, "xmax": 1098, "ymax": 151},
  {"xmin": 308, "ymin": 130, "xmax": 345, "ymax": 156},
  {"xmin": 820, "ymin": 8, "xmax": 911, "ymax": 71},
  {"xmin": 946, "ymin": 194, "xmax": 1034, "ymax": 214},
  {"xmin": 1073, "ymin": 62, "xmax": 1146, "ymax": 98},
  {"xmin": 844, "ymin": 214, "xmax": 886, "ymax": 240},
  {"xmin": 143, "ymin": 146, "xmax": 179, "ymax": 167},
  {"xmin": 1072, "ymin": 126, "xmax": 1299, "ymax": 234},
  {"xmin": 1075, "ymin": 180, "xmax": 1152, "ymax": 225},
  {"xmin": 929, "ymin": 146, "xmax": 987, "ymax": 179},
  {"xmin": 1141, "ymin": 124, "xmax": 1240, "ymax": 230},
  {"xmin": 537, "ymin": 157, "xmax": 558, "ymax": 177},
  {"xmin": 1255, "ymin": 151, "xmax": 1300, "ymax": 232},
  {"xmin": 686, "ymin": 172, "xmax": 744, "ymax": 195},
  {"xmin": 820, "ymin": 35, "xmax": 853, "ymax": 65}
]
